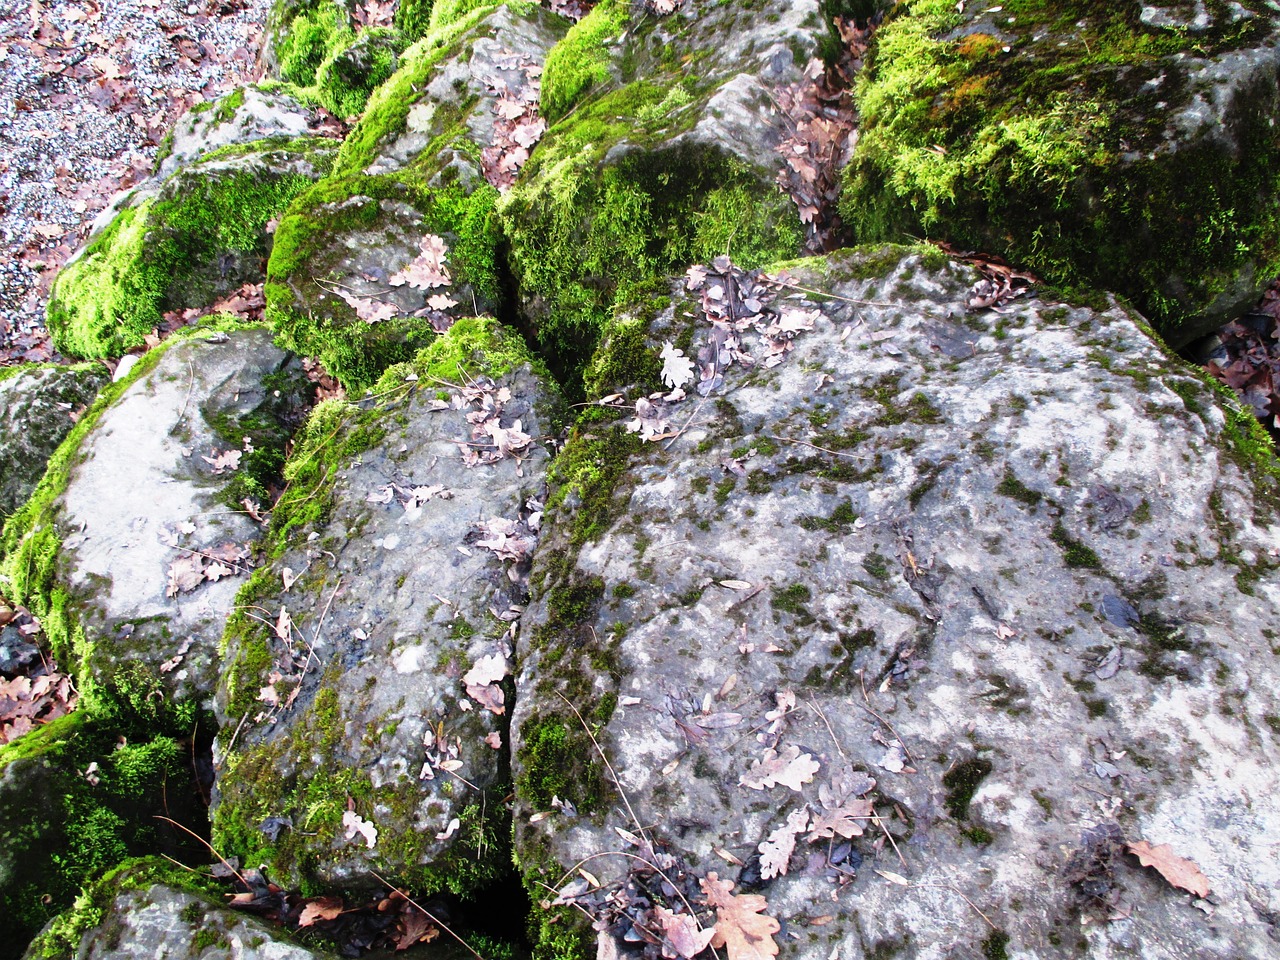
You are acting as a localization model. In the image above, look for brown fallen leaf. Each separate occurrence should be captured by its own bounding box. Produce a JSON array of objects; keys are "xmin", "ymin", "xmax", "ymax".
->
[
  {"xmin": 298, "ymin": 895, "xmax": 344, "ymax": 927},
  {"xmin": 700, "ymin": 872, "xmax": 780, "ymax": 960},
  {"xmin": 1126, "ymin": 840, "xmax": 1211, "ymax": 898}
]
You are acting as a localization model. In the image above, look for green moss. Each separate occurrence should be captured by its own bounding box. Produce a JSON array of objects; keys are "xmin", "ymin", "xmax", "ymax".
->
[
  {"xmin": 395, "ymin": 0, "xmax": 434, "ymax": 39},
  {"xmin": 997, "ymin": 469, "xmax": 1041, "ymax": 507},
  {"xmin": 314, "ymin": 27, "xmax": 406, "ymax": 119},
  {"xmin": 515, "ymin": 713, "xmax": 610, "ymax": 813},
  {"xmin": 862, "ymin": 551, "xmax": 892, "ymax": 581},
  {"xmin": 500, "ymin": 90, "xmax": 802, "ymax": 389},
  {"xmin": 1051, "ymin": 521, "xmax": 1102, "ymax": 569},
  {"xmin": 540, "ymin": 0, "xmax": 629, "ymax": 121},
  {"xmin": 982, "ymin": 930, "xmax": 1011, "ymax": 960},
  {"xmin": 943, "ymin": 757, "xmax": 992, "ymax": 820},
  {"xmin": 797, "ymin": 499, "xmax": 859, "ymax": 533},
  {"xmin": 277, "ymin": 3, "xmax": 351, "ymax": 87}
]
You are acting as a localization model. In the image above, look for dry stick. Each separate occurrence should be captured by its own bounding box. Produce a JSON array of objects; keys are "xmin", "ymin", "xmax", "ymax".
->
[
  {"xmin": 768, "ymin": 434, "xmax": 873, "ymax": 461},
  {"xmin": 170, "ymin": 545, "xmax": 252, "ymax": 573},
  {"xmin": 370, "ymin": 870, "xmax": 488, "ymax": 960},
  {"xmin": 176, "ymin": 358, "xmax": 196, "ymax": 428},
  {"xmin": 858, "ymin": 701, "xmax": 916, "ymax": 767},
  {"xmin": 662, "ymin": 390, "xmax": 715, "ymax": 450},
  {"xmin": 306, "ymin": 578, "xmax": 342, "ymax": 672},
  {"xmin": 223, "ymin": 709, "xmax": 251, "ymax": 757},
  {"xmin": 549, "ymin": 850, "xmax": 704, "ymax": 924},
  {"xmin": 555, "ymin": 691, "xmax": 651, "ymax": 850},
  {"xmin": 154, "ymin": 815, "xmax": 247, "ymax": 887},
  {"xmin": 870, "ymin": 811, "xmax": 908, "ymax": 869},
  {"xmin": 762, "ymin": 277, "xmax": 899, "ymax": 308},
  {"xmin": 805, "ymin": 695, "xmax": 848, "ymax": 762}
]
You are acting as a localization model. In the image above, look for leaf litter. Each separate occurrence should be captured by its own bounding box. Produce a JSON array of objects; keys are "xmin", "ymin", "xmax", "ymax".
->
[{"xmin": 0, "ymin": 598, "xmax": 78, "ymax": 743}]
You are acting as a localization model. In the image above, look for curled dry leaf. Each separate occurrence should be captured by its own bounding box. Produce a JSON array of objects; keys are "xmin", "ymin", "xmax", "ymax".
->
[
  {"xmin": 342, "ymin": 810, "xmax": 378, "ymax": 849},
  {"xmin": 298, "ymin": 895, "xmax": 344, "ymax": 927},
  {"xmin": 1126, "ymin": 840, "xmax": 1211, "ymax": 898},
  {"xmin": 759, "ymin": 807, "xmax": 810, "ymax": 879}
]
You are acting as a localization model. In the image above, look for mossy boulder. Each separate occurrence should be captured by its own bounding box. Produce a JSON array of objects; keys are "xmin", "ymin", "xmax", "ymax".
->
[
  {"xmin": 498, "ymin": 0, "xmax": 823, "ymax": 389},
  {"xmin": 46, "ymin": 140, "xmax": 336, "ymax": 359},
  {"xmin": 19, "ymin": 857, "xmax": 331, "ymax": 960},
  {"xmin": 212, "ymin": 317, "xmax": 565, "ymax": 893},
  {"xmin": 156, "ymin": 85, "xmax": 323, "ymax": 180},
  {"xmin": 0, "ymin": 363, "xmax": 109, "ymax": 535},
  {"xmin": 841, "ymin": 0, "xmax": 1280, "ymax": 346},
  {"xmin": 0, "ymin": 718, "xmax": 208, "ymax": 960},
  {"xmin": 264, "ymin": 3, "xmax": 564, "ymax": 392},
  {"xmin": 0, "ymin": 326, "xmax": 312, "ymax": 727},
  {"xmin": 510, "ymin": 248, "xmax": 1280, "ymax": 960},
  {"xmin": 261, "ymin": 0, "xmax": 352, "ymax": 84}
]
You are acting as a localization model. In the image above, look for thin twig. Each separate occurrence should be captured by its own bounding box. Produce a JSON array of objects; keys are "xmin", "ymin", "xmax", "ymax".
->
[
  {"xmin": 153, "ymin": 815, "xmax": 246, "ymax": 887},
  {"xmin": 805, "ymin": 695, "xmax": 847, "ymax": 762},
  {"xmin": 915, "ymin": 881, "xmax": 998, "ymax": 930},
  {"xmin": 371, "ymin": 871, "xmax": 488, "ymax": 960},
  {"xmin": 762, "ymin": 277, "xmax": 899, "ymax": 307},
  {"xmin": 548, "ymin": 851, "xmax": 711, "ymax": 941},
  {"xmin": 870, "ymin": 811, "xmax": 908, "ymax": 868},
  {"xmin": 556, "ymin": 691, "xmax": 649, "ymax": 849},
  {"xmin": 663, "ymin": 391, "xmax": 714, "ymax": 450},
  {"xmin": 859, "ymin": 702, "xmax": 915, "ymax": 766},
  {"xmin": 768, "ymin": 434, "xmax": 872, "ymax": 461}
]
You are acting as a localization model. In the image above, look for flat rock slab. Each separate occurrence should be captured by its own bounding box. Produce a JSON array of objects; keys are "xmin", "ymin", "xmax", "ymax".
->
[
  {"xmin": 511, "ymin": 248, "xmax": 1280, "ymax": 959},
  {"xmin": 47, "ymin": 328, "xmax": 307, "ymax": 715},
  {"xmin": 0, "ymin": 363, "xmax": 108, "ymax": 531},
  {"xmin": 214, "ymin": 318, "xmax": 564, "ymax": 890}
]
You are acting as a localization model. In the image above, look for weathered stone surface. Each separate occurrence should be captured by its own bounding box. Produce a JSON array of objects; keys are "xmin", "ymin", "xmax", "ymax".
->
[
  {"xmin": 213, "ymin": 318, "xmax": 564, "ymax": 891},
  {"xmin": 511, "ymin": 247, "xmax": 1280, "ymax": 959},
  {"xmin": 841, "ymin": 0, "xmax": 1280, "ymax": 346},
  {"xmin": 0, "ymin": 363, "xmax": 109, "ymax": 532},
  {"xmin": 21, "ymin": 859, "xmax": 333, "ymax": 960},
  {"xmin": 499, "ymin": 0, "xmax": 819, "ymax": 379},
  {"xmin": 0, "ymin": 719, "xmax": 207, "ymax": 957},
  {"xmin": 265, "ymin": 3, "xmax": 566, "ymax": 390},
  {"xmin": 48, "ymin": 138, "xmax": 336, "ymax": 359},
  {"xmin": 2, "ymin": 328, "xmax": 310, "ymax": 722}
]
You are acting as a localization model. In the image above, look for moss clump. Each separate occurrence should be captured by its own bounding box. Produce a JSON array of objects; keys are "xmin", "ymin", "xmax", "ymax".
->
[
  {"xmin": 842, "ymin": 0, "xmax": 1280, "ymax": 344},
  {"xmin": 314, "ymin": 27, "xmax": 407, "ymax": 119},
  {"xmin": 0, "ymin": 718, "xmax": 206, "ymax": 953},
  {"xmin": 540, "ymin": 0, "xmax": 629, "ymax": 121},
  {"xmin": 500, "ymin": 84, "xmax": 802, "ymax": 392},
  {"xmin": 1051, "ymin": 521, "xmax": 1102, "ymax": 570},
  {"xmin": 395, "ymin": 0, "xmax": 434, "ymax": 39},
  {"xmin": 515, "ymin": 713, "xmax": 611, "ymax": 813},
  {"xmin": 277, "ymin": 2, "xmax": 351, "ymax": 87},
  {"xmin": 47, "ymin": 149, "xmax": 327, "ymax": 358},
  {"xmin": 997, "ymin": 469, "xmax": 1041, "ymax": 507},
  {"xmin": 943, "ymin": 757, "xmax": 992, "ymax": 820}
]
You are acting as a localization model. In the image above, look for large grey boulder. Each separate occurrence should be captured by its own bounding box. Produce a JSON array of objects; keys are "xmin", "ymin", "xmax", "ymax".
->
[
  {"xmin": 0, "ymin": 363, "xmax": 109, "ymax": 533},
  {"xmin": 510, "ymin": 246, "xmax": 1280, "ymax": 959},
  {"xmin": 213, "ymin": 317, "xmax": 565, "ymax": 892},
  {"xmin": 1, "ymin": 327, "xmax": 311, "ymax": 724}
]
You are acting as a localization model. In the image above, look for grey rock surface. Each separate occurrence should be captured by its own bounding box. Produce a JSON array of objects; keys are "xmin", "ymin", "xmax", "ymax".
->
[
  {"xmin": 31, "ymin": 880, "xmax": 332, "ymax": 960},
  {"xmin": 51, "ymin": 328, "xmax": 307, "ymax": 712},
  {"xmin": 0, "ymin": 363, "xmax": 109, "ymax": 531},
  {"xmin": 510, "ymin": 247, "xmax": 1280, "ymax": 959},
  {"xmin": 212, "ymin": 318, "xmax": 564, "ymax": 889},
  {"xmin": 157, "ymin": 85, "xmax": 322, "ymax": 181}
]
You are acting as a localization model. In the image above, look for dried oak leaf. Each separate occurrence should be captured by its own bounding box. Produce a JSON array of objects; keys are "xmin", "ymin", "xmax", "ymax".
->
[
  {"xmin": 700, "ymin": 872, "xmax": 780, "ymax": 960},
  {"xmin": 395, "ymin": 906, "xmax": 439, "ymax": 951},
  {"xmin": 390, "ymin": 234, "xmax": 451, "ymax": 289},
  {"xmin": 165, "ymin": 553, "xmax": 205, "ymax": 597},
  {"xmin": 463, "ymin": 653, "xmax": 508, "ymax": 687},
  {"xmin": 1126, "ymin": 840, "xmax": 1211, "ymax": 898},
  {"xmin": 342, "ymin": 810, "xmax": 378, "ymax": 849},
  {"xmin": 740, "ymin": 744, "xmax": 820, "ymax": 792},
  {"xmin": 759, "ymin": 807, "xmax": 810, "ymax": 879},
  {"xmin": 654, "ymin": 905, "xmax": 716, "ymax": 960},
  {"xmin": 660, "ymin": 340, "xmax": 695, "ymax": 389},
  {"xmin": 202, "ymin": 448, "xmax": 242, "ymax": 474}
]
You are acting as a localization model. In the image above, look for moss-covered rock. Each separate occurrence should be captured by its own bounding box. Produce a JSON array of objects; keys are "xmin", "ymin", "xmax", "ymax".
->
[
  {"xmin": 499, "ymin": 0, "xmax": 820, "ymax": 391},
  {"xmin": 18, "ymin": 856, "xmax": 333, "ymax": 960},
  {"xmin": 264, "ymin": 3, "xmax": 564, "ymax": 392},
  {"xmin": 0, "ymin": 325, "xmax": 312, "ymax": 727},
  {"xmin": 0, "ymin": 363, "xmax": 109, "ymax": 535},
  {"xmin": 0, "ymin": 719, "xmax": 208, "ymax": 959},
  {"xmin": 840, "ymin": 0, "xmax": 1280, "ymax": 346},
  {"xmin": 46, "ymin": 140, "xmax": 335, "ymax": 359},
  {"xmin": 212, "ymin": 317, "xmax": 564, "ymax": 895}
]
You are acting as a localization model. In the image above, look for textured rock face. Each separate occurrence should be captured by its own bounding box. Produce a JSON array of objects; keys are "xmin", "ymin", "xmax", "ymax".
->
[
  {"xmin": 20, "ymin": 861, "xmax": 334, "ymax": 960},
  {"xmin": 213, "ymin": 318, "xmax": 564, "ymax": 890},
  {"xmin": 0, "ymin": 363, "xmax": 108, "ymax": 532},
  {"xmin": 265, "ymin": 3, "xmax": 566, "ymax": 390},
  {"xmin": 842, "ymin": 0, "xmax": 1280, "ymax": 346},
  {"xmin": 3, "ymin": 328, "xmax": 310, "ymax": 720},
  {"xmin": 157, "ymin": 85, "xmax": 322, "ymax": 180},
  {"xmin": 498, "ymin": 0, "xmax": 817, "ymax": 378},
  {"xmin": 510, "ymin": 247, "xmax": 1280, "ymax": 959}
]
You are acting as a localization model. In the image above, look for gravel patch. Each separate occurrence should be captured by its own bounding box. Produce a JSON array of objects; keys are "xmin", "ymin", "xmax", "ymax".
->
[{"xmin": 0, "ymin": 0, "xmax": 271, "ymax": 362}]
